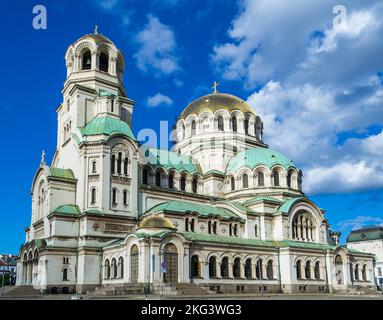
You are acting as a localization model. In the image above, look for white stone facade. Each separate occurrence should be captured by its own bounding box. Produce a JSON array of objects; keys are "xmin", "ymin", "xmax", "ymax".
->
[{"xmin": 16, "ymin": 32, "xmax": 376, "ymax": 295}]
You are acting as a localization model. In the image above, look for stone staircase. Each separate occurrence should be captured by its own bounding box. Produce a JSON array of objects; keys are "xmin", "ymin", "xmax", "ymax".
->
[
  {"xmin": 155, "ymin": 283, "xmax": 213, "ymax": 296},
  {"xmin": 2, "ymin": 285, "xmax": 41, "ymax": 296},
  {"xmin": 87, "ymin": 283, "xmax": 146, "ymax": 296}
]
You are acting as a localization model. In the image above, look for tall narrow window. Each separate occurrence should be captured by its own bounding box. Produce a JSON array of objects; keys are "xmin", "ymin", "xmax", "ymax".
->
[
  {"xmin": 242, "ymin": 174, "xmax": 249, "ymax": 188},
  {"xmin": 168, "ymin": 174, "xmax": 174, "ymax": 189},
  {"xmin": 230, "ymin": 177, "xmax": 235, "ymax": 191},
  {"xmin": 143, "ymin": 169, "xmax": 148, "ymax": 185},
  {"xmin": 180, "ymin": 176, "xmax": 186, "ymax": 191},
  {"xmin": 62, "ymin": 268, "xmax": 68, "ymax": 281},
  {"xmin": 209, "ymin": 257, "xmax": 217, "ymax": 278},
  {"xmin": 256, "ymin": 259, "xmax": 263, "ymax": 279},
  {"xmin": 117, "ymin": 153, "xmax": 122, "ymax": 174},
  {"xmin": 190, "ymin": 218, "xmax": 195, "ymax": 232},
  {"xmin": 123, "ymin": 190, "xmax": 128, "ymax": 206},
  {"xmin": 233, "ymin": 224, "xmax": 238, "ymax": 237},
  {"xmin": 213, "ymin": 221, "xmax": 217, "ymax": 234},
  {"xmin": 229, "ymin": 223, "xmax": 232, "ymax": 236},
  {"xmin": 296, "ymin": 260, "xmax": 302, "ymax": 279},
  {"xmin": 185, "ymin": 218, "xmax": 189, "ymax": 232},
  {"xmin": 315, "ymin": 261, "xmax": 320, "ymax": 280},
  {"xmin": 232, "ymin": 117, "xmax": 237, "ymax": 132},
  {"xmin": 218, "ymin": 116, "xmax": 224, "ymax": 131},
  {"xmin": 99, "ymin": 52, "xmax": 109, "ymax": 72},
  {"xmin": 287, "ymin": 170, "xmax": 292, "ymax": 188},
  {"xmin": 254, "ymin": 225, "xmax": 258, "ymax": 237},
  {"xmin": 192, "ymin": 178, "xmax": 197, "ymax": 193},
  {"xmin": 82, "ymin": 50, "xmax": 91, "ymax": 70},
  {"xmin": 244, "ymin": 119, "xmax": 249, "ymax": 134},
  {"xmin": 245, "ymin": 259, "xmax": 252, "ymax": 279},
  {"xmin": 92, "ymin": 161, "xmax": 97, "ymax": 173},
  {"xmin": 112, "ymin": 188, "xmax": 117, "ymax": 205},
  {"xmin": 156, "ymin": 172, "xmax": 161, "ymax": 187},
  {"xmin": 258, "ymin": 172, "xmax": 264, "ymax": 186},
  {"xmin": 124, "ymin": 157, "xmax": 128, "ymax": 175},
  {"xmin": 191, "ymin": 120, "xmax": 196, "ymax": 135},
  {"xmin": 111, "ymin": 155, "xmax": 115, "ymax": 174},
  {"xmin": 267, "ymin": 260, "xmax": 274, "ymax": 280},
  {"xmin": 208, "ymin": 221, "xmax": 212, "ymax": 234},
  {"xmin": 273, "ymin": 171, "xmax": 280, "ymax": 186},
  {"xmin": 305, "ymin": 261, "xmax": 311, "ymax": 279},
  {"xmin": 91, "ymin": 188, "xmax": 96, "ymax": 204},
  {"xmin": 111, "ymin": 99, "xmax": 114, "ymax": 112}
]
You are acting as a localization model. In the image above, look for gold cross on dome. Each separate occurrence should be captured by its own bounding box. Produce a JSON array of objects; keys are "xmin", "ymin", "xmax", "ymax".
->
[{"xmin": 212, "ymin": 81, "xmax": 219, "ymax": 94}]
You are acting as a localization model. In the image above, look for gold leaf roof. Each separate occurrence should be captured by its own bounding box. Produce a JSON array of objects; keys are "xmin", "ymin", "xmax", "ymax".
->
[
  {"xmin": 77, "ymin": 33, "xmax": 113, "ymax": 45},
  {"xmin": 179, "ymin": 93, "xmax": 256, "ymax": 120},
  {"xmin": 138, "ymin": 215, "xmax": 176, "ymax": 230}
]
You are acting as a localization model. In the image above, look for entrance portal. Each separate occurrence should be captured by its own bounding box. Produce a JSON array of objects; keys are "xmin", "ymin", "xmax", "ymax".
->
[{"xmin": 163, "ymin": 244, "xmax": 178, "ymax": 283}]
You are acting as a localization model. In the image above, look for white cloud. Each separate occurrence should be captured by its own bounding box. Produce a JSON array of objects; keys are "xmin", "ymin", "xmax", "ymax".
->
[
  {"xmin": 147, "ymin": 93, "xmax": 174, "ymax": 108},
  {"xmin": 134, "ymin": 15, "xmax": 180, "ymax": 76},
  {"xmin": 92, "ymin": 0, "xmax": 132, "ymax": 26},
  {"xmin": 338, "ymin": 215, "xmax": 383, "ymax": 231},
  {"xmin": 98, "ymin": 0, "xmax": 119, "ymax": 10}
]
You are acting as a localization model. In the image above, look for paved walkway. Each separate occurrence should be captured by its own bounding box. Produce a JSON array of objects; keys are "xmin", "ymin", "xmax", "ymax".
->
[{"xmin": 1, "ymin": 293, "xmax": 383, "ymax": 300}]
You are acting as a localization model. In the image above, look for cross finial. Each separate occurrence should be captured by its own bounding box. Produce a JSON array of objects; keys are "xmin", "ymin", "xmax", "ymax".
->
[
  {"xmin": 212, "ymin": 81, "xmax": 219, "ymax": 94},
  {"xmin": 94, "ymin": 25, "xmax": 99, "ymax": 34},
  {"xmin": 41, "ymin": 149, "xmax": 46, "ymax": 165}
]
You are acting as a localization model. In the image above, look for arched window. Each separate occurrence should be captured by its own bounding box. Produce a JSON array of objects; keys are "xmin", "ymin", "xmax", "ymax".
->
[
  {"xmin": 256, "ymin": 259, "xmax": 263, "ymax": 279},
  {"xmin": 209, "ymin": 256, "xmax": 217, "ymax": 278},
  {"xmin": 242, "ymin": 174, "xmax": 249, "ymax": 188},
  {"xmin": 221, "ymin": 257, "xmax": 229, "ymax": 278},
  {"xmin": 218, "ymin": 116, "xmax": 224, "ymax": 131},
  {"xmin": 111, "ymin": 98, "xmax": 114, "ymax": 112},
  {"xmin": 254, "ymin": 225, "xmax": 258, "ymax": 237},
  {"xmin": 124, "ymin": 157, "xmax": 128, "ymax": 175},
  {"xmin": 62, "ymin": 268, "xmax": 68, "ymax": 281},
  {"xmin": 118, "ymin": 257, "xmax": 124, "ymax": 278},
  {"xmin": 168, "ymin": 174, "xmax": 174, "ymax": 189},
  {"xmin": 208, "ymin": 221, "xmax": 212, "ymax": 234},
  {"xmin": 180, "ymin": 176, "xmax": 186, "ymax": 191},
  {"xmin": 273, "ymin": 171, "xmax": 280, "ymax": 186},
  {"xmin": 92, "ymin": 161, "xmax": 97, "ymax": 173},
  {"xmin": 230, "ymin": 177, "xmax": 235, "ymax": 191},
  {"xmin": 156, "ymin": 171, "xmax": 161, "ymax": 187},
  {"xmin": 245, "ymin": 259, "xmax": 252, "ymax": 279},
  {"xmin": 315, "ymin": 261, "xmax": 320, "ymax": 280},
  {"xmin": 190, "ymin": 255, "xmax": 201, "ymax": 278},
  {"xmin": 292, "ymin": 213, "xmax": 315, "ymax": 241},
  {"xmin": 104, "ymin": 259, "xmax": 110, "ymax": 279},
  {"xmin": 143, "ymin": 169, "xmax": 148, "ymax": 185},
  {"xmin": 287, "ymin": 170, "xmax": 292, "ymax": 188},
  {"xmin": 231, "ymin": 117, "xmax": 237, "ymax": 132},
  {"xmin": 112, "ymin": 188, "xmax": 117, "ymax": 205},
  {"xmin": 296, "ymin": 260, "xmax": 302, "ymax": 279},
  {"xmin": 185, "ymin": 218, "xmax": 189, "ymax": 232},
  {"xmin": 233, "ymin": 258, "xmax": 241, "ymax": 278},
  {"xmin": 192, "ymin": 178, "xmax": 197, "ymax": 193},
  {"xmin": 111, "ymin": 258, "xmax": 117, "ymax": 279},
  {"xmin": 82, "ymin": 50, "xmax": 91, "ymax": 70},
  {"xmin": 123, "ymin": 190, "xmax": 128, "ymax": 206},
  {"xmin": 111, "ymin": 155, "xmax": 115, "ymax": 174},
  {"xmin": 305, "ymin": 261, "xmax": 311, "ymax": 279},
  {"xmin": 267, "ymin": 260, "xmax": 274, "ymax": 280},
  {"xmin": 191, "ymin": 120, "xmax": 196, "ymax": 135},
  {"xmin": 362, "ymin": 264, "xmax": 367, "ymax": 281},
  {"xmin": 99, "ymin": 52, "xmax": 109, "ymax": 72},
  {"xmin": 190, "ymin": 218, "xmax": 195, "ymax": 232},
  {"xmin": 354, "ymin": 264, "xmax": 359, "ymax": 281},
  {"xmin": 91, "ymin": 188, "xmax": 96, "ymax": 204},
  {"xmin": 233, "ymin": 224, "xmax": 238, "ymax": 237},
  {"xmin": 298, "ymin": 170, "xmax": 303, "ymax": 190},
  {"xmin": 117, "ymin": 153, "xmax": 122, "ymax": 174},
  {"xmin": 244, "ymin": 119, "xmax": 249, "ymax": 134},
  {"xmin": 213, "ymin": 221, "xmax": 217, "ymax": 234},
  {"xmin": 258, "ymin": 172, "xmax": 265, "ymax": 186},
  {"xmin": 229, "ymin": 223, "xmax": 232, "ymax": 236}
]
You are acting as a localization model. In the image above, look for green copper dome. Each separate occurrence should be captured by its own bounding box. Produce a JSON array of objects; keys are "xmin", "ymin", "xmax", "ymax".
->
[{"xmin": 226, "ymin": 147, "xmax": 297, "ymax": 173}]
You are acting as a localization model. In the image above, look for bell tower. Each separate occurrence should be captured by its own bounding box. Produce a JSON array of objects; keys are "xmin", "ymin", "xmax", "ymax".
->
[{"xmin": 55, "ymin": 29, "xmax": 135, "ymax": 152}]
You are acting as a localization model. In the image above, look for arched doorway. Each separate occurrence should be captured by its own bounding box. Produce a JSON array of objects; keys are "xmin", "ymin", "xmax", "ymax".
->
[
  {"xmin": 130, "ymin": 245, "xmax": 139, "ymax": 283},
  {"xmin": 163, "ymin": 244, "xmax": 178, "ymax": 283},
  {"xmin": 335, "ymin": 255, "xmax": 344, "ymax": 285}
]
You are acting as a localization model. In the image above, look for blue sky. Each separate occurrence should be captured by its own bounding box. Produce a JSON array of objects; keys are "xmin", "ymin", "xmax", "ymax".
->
[{"xmin": 0, "ymin": 0, "xmax": 382, "ymax": 253}]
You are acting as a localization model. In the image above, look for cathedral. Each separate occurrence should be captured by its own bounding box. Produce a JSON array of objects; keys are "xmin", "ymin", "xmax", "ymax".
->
[{"xmin": 16, "ymin": 31, "xmax": 376, "ymax": 295}]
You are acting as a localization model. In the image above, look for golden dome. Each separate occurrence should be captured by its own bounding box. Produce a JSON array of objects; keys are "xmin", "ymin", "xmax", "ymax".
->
[
  {"xmin": 179, "ymin": 93, "xmax": 256, "ymax": 120},
  {"xmin": 76, "ymin": 33, "xmax": 114, "ymax": 45},
  {"xmin": 138, "ymin": 215, "xmax": 176, "ymax": 230}
]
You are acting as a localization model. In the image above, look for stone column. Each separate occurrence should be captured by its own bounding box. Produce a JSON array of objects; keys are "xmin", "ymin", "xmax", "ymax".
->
[
  {"xmin": 228, "ymin": 261, "xmax": 234, "ymax": 278},
  {"xmin": 91, "ymin": 51, "xmax": 98, "ymax": 70}
]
